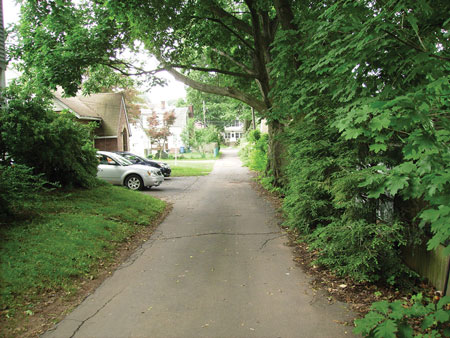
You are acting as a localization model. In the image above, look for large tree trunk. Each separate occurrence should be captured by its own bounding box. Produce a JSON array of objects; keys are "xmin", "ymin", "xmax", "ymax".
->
[{"xmin": 267, "ymin": 119, "xmax": 285, "ymax": 187}]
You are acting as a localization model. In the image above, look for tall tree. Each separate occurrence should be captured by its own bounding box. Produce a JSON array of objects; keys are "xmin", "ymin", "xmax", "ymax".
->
[{"xmin": 12, "ymin": 0, "xmax": 299, "ymax": 185}]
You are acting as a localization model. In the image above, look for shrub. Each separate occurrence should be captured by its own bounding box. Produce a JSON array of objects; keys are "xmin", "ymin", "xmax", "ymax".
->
[
  {"xmin": 0, "ymin": 84, "xmax": 98, "ymax": 188},
  {"xmin": 0, "ymin": 164, "xmax": 51, "ymax": 218},
  {"xmin": 354, "ymin": 294, "xmax": 450, "ymax": 337},
  {"xmin": 239, "ymin": 130, "xmax": 268, "ymax": 173}
]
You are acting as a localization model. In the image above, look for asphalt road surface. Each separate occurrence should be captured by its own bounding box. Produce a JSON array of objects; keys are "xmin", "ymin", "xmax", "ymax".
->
[{"xmin": 44, "ymin": 148, "xmax": 355, "ymax": 338}]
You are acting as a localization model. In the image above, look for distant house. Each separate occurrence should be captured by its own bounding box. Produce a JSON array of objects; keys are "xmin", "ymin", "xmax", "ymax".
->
[
  {"xmin": 53, "ymin": 92, "xmax": 131, "ymax": 152},
  {"xmin": 223, "ymin": 120, "xmax": 244, "ymax": 145},
  {"xmin": 130, "ymin": 101, "xmax": 192, "ymax": 156},
  {"xmin": 166, "ymin": 106, "xmax": 190, "ymax": 153}
]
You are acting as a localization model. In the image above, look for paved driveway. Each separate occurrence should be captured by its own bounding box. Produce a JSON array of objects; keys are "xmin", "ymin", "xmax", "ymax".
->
[{"xmin": 44, "ymin": 148, "xmax": 355, "ymax": 338}]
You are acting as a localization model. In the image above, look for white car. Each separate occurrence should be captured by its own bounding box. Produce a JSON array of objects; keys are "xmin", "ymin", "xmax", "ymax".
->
[{"xmin": 96, "ymin": 151, "xmax": 164, "ymax": 190}]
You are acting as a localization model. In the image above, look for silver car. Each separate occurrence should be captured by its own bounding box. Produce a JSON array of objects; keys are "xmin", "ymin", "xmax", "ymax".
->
[{"xmin": 96, "ymin": 151, "xmax": 164, "ymax": 190}]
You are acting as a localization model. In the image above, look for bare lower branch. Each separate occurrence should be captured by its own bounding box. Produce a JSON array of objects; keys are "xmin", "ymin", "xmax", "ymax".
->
[
  {"xmin": 190, "ymin": 16, "xmax": 254, "ymax": 51},
  {"xmin": 209, "ymin": 4, "xmax": 253, "ymax": 35},
  {"xmin": 106, "ymin": 63, "xmax": 166, "ymax": 77},
  {"xmin": 211, "ymin": 48, "xmax": 255, "ymax": 75},
  {"xmin": 171, "ymin": 64, "xmax": 257, "ymax": 79},
  {"xmin": 164, "ymin": 65, "xmax": 267, "ymax": 113}
]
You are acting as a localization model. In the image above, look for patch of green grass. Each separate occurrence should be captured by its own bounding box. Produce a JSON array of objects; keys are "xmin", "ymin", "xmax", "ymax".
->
[
  {"xmin": 165, "ymin": 160, "xmax": 215, "ymax": 177},
  {"xmin": 0, "ymin": 185, "xmax": 165, "ymax": 318},
  {"xmin": 169, "ymin": 152, "xmax": 219, "ymax": 160}
]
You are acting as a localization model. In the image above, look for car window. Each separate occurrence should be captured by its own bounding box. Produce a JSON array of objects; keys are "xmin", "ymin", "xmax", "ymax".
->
[
  {"xmin": 124, "ymin": 154, "xmax": 140, "ymax": 162},
  {"xmin": 98, "ymin": 155, "xmax": 117, "ymax": 165}
]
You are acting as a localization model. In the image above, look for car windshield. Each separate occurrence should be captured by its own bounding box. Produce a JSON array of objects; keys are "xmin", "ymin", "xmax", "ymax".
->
[{"xmin": 110, "ymin": 154, "xmax": 133, "ymax": 166}]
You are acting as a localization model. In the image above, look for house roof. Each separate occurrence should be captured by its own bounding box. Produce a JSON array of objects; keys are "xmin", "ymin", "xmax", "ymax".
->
[{"xmin": 53, "ymin": 92, "xmax": 129, "ymax": 137}]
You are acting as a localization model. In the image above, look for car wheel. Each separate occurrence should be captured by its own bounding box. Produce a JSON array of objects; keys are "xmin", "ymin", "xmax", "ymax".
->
[{"xmin": 125, "ymin": 174, "xmax": 144, "ymax": 191}]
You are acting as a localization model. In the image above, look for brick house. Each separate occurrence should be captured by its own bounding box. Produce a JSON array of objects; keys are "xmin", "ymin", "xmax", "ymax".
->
[{"xmin": 53, "ymin": 92, "xmax": 131, "ymax": 151}]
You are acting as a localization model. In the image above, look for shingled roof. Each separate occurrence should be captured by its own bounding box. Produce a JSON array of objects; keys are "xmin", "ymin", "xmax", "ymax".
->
[{"xmin": 53, "ymin": 92, "xmax": 130, "ymax": 138}]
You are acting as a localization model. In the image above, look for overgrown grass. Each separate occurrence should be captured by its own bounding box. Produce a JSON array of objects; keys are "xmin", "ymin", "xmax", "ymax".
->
[
  {"xmin": 165, "ymin": 160, "xmax": 215, "ymax": 177},
  {"xmin": 0, "ymin": 184, "xmax": 166, "ymax": 319}
]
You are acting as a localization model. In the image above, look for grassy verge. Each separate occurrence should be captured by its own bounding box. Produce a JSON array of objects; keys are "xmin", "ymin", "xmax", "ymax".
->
[
  {"xmin": 165, "ymin": 160, "xmax": 216, "ymax": 177},
  {"xmin": 0, "ymin": 184, "xmax": 166, "ymax": 324}
]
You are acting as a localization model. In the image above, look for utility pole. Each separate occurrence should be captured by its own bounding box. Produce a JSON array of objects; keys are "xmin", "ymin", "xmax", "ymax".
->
[
  {"xmin": 202, "ymin": 100, "xmax": 207, "ymax": 127},
  {"xmin": 251, "ymin": 107, "xmax": 256, "ymax": 130}
]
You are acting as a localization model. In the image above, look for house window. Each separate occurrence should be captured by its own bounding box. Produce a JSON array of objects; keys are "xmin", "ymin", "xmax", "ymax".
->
[
  {"xmin": 236, "ymin": 133, "xmax": 240, "ymax": 139},
  {"xmin": 231, "ymin": 133, "xmax": 235, "ymax": 138}
]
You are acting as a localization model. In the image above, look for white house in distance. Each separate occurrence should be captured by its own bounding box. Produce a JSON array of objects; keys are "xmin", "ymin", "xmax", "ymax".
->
[
  {"xmin": 223, "ymin": 120, "xmax": 245, "ymax": 145},
  {"xmin": 129, "ymin": 101, "xmax": 192, "ymax": 157}
]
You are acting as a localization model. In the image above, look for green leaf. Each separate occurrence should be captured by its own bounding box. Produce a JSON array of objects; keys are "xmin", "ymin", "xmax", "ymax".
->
[
  {"xmin": 372, "ymin": 301, "xmax": 391, "ymax": 315},
  {"xmin": 370, "ymin": 143, "xmax": 387, "ymax": 153},
  {"xmin": 387, "ymin": 176, "xmax": 409, "ymax": 195},
  {"xmin": 343, "ymin": 127, "xmax": 364, "ymax": 139},
  {"xmin": 437, "ymin": 296, "xmax": 450, "ymax": 309},
  {"xmin": 406, "ymin": 15, "xmax": 419, "ymax": 35},
  {"xmin": 421, "ymin": 314, "xmax": 435, "ymax": 329},
  {"xmin": 370, "ymin": 115, "xmax": 390, "ymax": 131},
  {"xmin": 434, "ymin": 309, "xmax": 449, "ymax": 323},
  {"xmin": 395, "ymin": 162, "xmax": 416, "ymax": 175},
  {"xmin": 374, "ymin": 319, "xmax": 397, "ymax": 338},
  {"xmin": 397, "ymin": 323, "xmax": 413, "ymax": 338}
]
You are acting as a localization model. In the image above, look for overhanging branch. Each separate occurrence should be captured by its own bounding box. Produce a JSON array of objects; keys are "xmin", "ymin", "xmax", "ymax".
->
[
  {"xmin": 164, "ymin": 64, "xmax": 267, "ymax": 113},
  {"xmin": 170, "ymin": 64, "xmax": 257, "ymax": 79},
  {"xmin": 211, "ymin": 48, "xmax": 256, "ymax": 75}
]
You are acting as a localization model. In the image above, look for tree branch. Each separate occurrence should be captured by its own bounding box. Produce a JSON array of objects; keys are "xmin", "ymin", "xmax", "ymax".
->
[
  {"xmin": 170, "ymin": 64, "xmax": 257, "ymax": 78},
  {"xmin": 106, "ymin": 63, "xmax": 166, "ymax": 77},
  {"xmin": 382, "ymin": 29, "xmax": 450, "ymax": 62},
  {"xmin": 164, "ymin": 64, "xmax": 267, "ymax": 113},
  {"xmin": 211, "ymin": 48, "xmax": 256, "ymax": 75},
  {"xmin": 209, "ymin": 4, "xmax": 253, "ymax": 36},
  {"xmin": 190, "ymin": 16, "xmax": 254, "ymax": 51}
]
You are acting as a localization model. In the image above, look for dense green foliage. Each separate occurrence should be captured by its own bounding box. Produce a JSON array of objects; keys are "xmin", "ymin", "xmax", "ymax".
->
[
  {"xmin": 0, "ymin": 165, "xmax": 50, "ymax": 218},
  {"xmin": 0, "ymin": 84, "xmax": 98, "ymax": 189},
  {"xmin": 354, "ymin": 294, "xmax": 450, "ymax": 337},
  {"xmin": 267, "ymin": 0, "xmax": 450, "ymax": 287},
  {"xmin": 0, "ymin": 185, "xmax": 166, "ymax": 318},
  {"xmin": 181, "ymin": 119, "xmax": 221, "ymax": 156},
  {"xmin": 239, "ymin": 130, "xmax": 267, "ymax": 172}
]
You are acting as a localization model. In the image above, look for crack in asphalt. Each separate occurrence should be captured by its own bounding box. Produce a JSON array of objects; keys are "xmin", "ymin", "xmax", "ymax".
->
[
  {"xmin": 259, "ymin": 234, "xmax": 288, "ymax": 250},
  {"xmin": 69, "ymin": 289, "xmax": 124, "ymax": 338},
  {"xmin": 157, "ymin": 231, "xmax": 281, "ymax": 241}
]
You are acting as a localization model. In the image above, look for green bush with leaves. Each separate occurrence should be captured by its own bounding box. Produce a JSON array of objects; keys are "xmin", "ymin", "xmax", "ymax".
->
[
  {"xmin": 0, "ymin": 84, "xmax": 98, "ymax": 188},
  {"xmin": 239, "ymin": 130, "xmax": 268, "ymax": 173},
  {"xmin": 0, "ymin": 164, "xmax": 51, "ymax": 218},
  {"xmin": 354, "ymin": 294, "xmax": 450, "ymax": 337}
]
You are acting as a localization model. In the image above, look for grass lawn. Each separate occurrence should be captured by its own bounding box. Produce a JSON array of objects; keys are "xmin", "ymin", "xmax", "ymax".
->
[
  {"xmin": 169, "ymin": 152, "xmax": 219, "ymax": 160},
  {"xmin": 165, "ymin": 160, "xmax": 216, "ymax": 177},
  {"xmin": 0, "ymin": 184, "xmax": 166, "ymax": 330}
]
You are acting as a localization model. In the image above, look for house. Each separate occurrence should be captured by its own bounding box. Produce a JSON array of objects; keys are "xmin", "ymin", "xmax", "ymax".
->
[
  {"xmin": 223, "ymin": 120, "xmax": 244, "ymax": 145},
  {"xmin": 53, "ymin": 92, "xmax": 131, "ymax": 152},
  {"xmin": 129, "ymin": 118, "xmax": 150, "ymax": 157},
  {"xmin": 129, "ymin": 101, "xmax": 192, "ymax": 156},
  {"xmin": 166, "ymin": 106, "xmax": 190, "ymax": 153}
]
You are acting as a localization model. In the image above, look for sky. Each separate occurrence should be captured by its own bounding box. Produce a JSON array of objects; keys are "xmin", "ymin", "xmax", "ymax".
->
[{"xmin": 2, "ymin": 0, "xmax": 187, "ymax": 103}]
